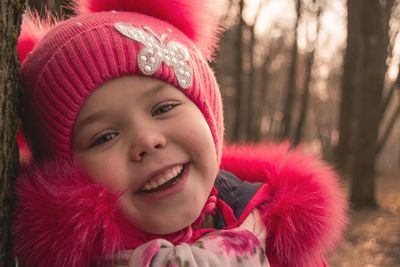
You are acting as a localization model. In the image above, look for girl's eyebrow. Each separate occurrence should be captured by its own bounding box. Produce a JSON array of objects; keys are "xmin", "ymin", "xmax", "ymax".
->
[
  {"xmin": 75, "ymin": 83, "xmax": 170, "ymax": 132},
  {"xmin": 75, "ymin": 110, "xmax": 109, "ymax": 131},
  {"xmin": 76, "ymin": 83, "xmax": 169, "ymax": 131},
  {"xmin": 142, "ymin": 83, "xmax": 169, "ymax": 99}
]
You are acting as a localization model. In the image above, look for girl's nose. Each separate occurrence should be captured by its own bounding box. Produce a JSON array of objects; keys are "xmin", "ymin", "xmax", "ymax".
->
[{"xmin": 129, "ymin": 131, "xmax": 167, "ymax": 161}]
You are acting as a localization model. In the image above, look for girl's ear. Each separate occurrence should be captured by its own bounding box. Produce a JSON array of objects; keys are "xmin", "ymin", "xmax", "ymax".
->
[
  {"xmin": 18, "ymin": 10, "xmax": 57, "ymax": 63},
  {"xmin": 72, "ymin": 0, "xmax": 224, "ymax": 61}
]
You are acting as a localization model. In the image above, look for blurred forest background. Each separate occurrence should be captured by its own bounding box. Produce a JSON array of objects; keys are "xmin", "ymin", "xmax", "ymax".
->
[
  {"xmin": 0, "ymin": 0, "xmax": 399, "ymax": 266},
  {"xmin": 25, "ymin": 0, "xmax": 400, "ymax": 206}
]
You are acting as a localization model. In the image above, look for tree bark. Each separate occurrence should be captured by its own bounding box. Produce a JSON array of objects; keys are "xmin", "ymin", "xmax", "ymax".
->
[
  {"xmin": 0, "ymin": 0, "xmax": 25, "ymax": 266},
  {"xmin": 349, "ymin": 0, "xmax": 389, "ymax": 208}
]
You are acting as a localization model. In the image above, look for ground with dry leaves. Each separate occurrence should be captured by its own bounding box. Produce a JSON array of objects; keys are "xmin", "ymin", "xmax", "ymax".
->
[{"xmin": 328, "ymin": 169, "xmax": 400, "ymax": 267}]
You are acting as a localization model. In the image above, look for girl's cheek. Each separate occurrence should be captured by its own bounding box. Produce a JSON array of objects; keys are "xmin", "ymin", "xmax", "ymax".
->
[{"xmin": 92, "ymin": 157, "xmax": 130, "ymax": 192}]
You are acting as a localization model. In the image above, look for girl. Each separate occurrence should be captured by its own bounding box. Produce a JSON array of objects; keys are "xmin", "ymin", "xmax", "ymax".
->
[{"xmin": 13, "ymin": 0, "xmax": 347, "ymax": 266}]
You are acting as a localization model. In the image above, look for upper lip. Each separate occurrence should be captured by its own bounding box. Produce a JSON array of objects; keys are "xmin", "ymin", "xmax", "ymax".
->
[{"xmin": 135, "ymin": 163, "xmax": 186, "ymax": 192}]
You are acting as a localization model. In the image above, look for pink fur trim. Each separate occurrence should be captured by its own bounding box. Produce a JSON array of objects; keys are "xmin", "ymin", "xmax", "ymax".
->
[
  {"xmin": 72, "ymin": 0, "xmax": 222, "ymax": 60},
  {"xmin": 13, "ymin": 143, "xmax": 347, "ymax": 266},
  {"xmin": 16, "ymin": 130, "xmax": 31, "ymax": 164},
  {"xmin": 221, "ymin": 143, "xmax": 348, "ymax": 267},
  {"xmin": 18, "ymin": 10, "xmax": 57, "ymax": 63},
  {"xmin": 12, "ymin": 160, "xmax": 218, "ymax": 266},
  {"xmin": 12, "ymin": 160, "xmax": 122, "ymax": 267}
]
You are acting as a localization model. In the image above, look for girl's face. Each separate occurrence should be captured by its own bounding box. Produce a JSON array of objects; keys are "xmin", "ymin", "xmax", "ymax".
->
[{"xmin": 73, "ymin": 76, "xmax": 218, "ymax": 234}]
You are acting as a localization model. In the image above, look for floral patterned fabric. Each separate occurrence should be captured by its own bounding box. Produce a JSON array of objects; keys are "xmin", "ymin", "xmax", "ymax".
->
[{"xmin": 112, "ymin": 211, "xmax": 270, "ymax": 267}]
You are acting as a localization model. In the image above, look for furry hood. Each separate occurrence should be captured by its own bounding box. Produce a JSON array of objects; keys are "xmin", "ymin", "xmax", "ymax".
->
[
  {"xmin": 221, "ymin": 143, "xmax": 347, "ymax": 267},
  {"xmin": 13, "ymin": 143, "xmax": 347, "ymax": 267},
  {"xmin": 13, "ymin": 160, "xmax": 123, "ymax": 266}
]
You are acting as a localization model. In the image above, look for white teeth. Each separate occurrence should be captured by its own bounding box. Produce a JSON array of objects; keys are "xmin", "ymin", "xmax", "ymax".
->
[
  {"xmin": 143, "ymin": 183, "xmax": 152, "ymax": 191},
  {"xmin": 150, "ymin": 181, "xmax": 158, "ymax": 189},
  {"xmin": 159, "ymin": 177, "xmax": 167, "ymax": 185},
  {"xmin": 141, "ymin": 165, "xmax": 183, "ymax": 191}
]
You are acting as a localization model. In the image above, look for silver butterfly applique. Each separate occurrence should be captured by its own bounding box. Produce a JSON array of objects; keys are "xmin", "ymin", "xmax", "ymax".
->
[{"xmin": 114, "ymin": 23, "xmax": 193, "ymax": 89}]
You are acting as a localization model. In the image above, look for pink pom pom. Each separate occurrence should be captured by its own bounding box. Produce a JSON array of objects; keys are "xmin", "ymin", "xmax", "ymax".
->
[
  {"xmin": 72, "ymin": 0, "xmax": 223, "ymax": 60},
  {"xmin": 18, "ymin": 10, "xmax": 58, "ymax": 63}
]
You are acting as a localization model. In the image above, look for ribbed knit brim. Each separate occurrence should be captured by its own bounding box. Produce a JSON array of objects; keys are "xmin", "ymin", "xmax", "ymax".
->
[{"xmin": 20, "ymin": 11, "xmax": 223, "ymax": 161}]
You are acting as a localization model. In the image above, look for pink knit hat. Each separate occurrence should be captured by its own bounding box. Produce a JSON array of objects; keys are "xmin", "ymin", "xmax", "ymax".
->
[{"xmin": 18, "ymin": 0, "xmax": 224, "ymax": 161}]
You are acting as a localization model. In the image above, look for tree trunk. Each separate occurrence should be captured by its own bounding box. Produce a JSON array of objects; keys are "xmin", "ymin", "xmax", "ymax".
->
[
  {"xmin": 292, "ymin": 3, "xmax": 322, "ymax": 147},
  {"xmin": 0, "ymin": 0, "xmax": 25, "ymax": 266},
  {"xmin": 338, "ymin": 0, "xmax": 395, "ymax": 176},
  {"xmin": 28, "ymin": 0, "xmax": 65, "ymax": 14},
  {"xmin": 376, "ymin": 63, "xmax": 400, "ymax": 155},
  {"xmin": 28, "ymin": 0, "xmax": 45, "ymax": 12},
  {"xmin": 281, "ymin": 0, "xmax": 301, "ymax": 140},
  {"xmin": 292, "ymin": 52, "xmax": 312, "ymax": 147},
  {"xmin": 349, "ymin": 0, "xmax": 388, "ymax": 208},
  {"xmin": 247, "ymin": 25, "xmax": 257, "ymax": 141},
  {"xmin": 380, "ymin": 65, "xmax": 399, "ymax": 121},
  {"xmin": 376, "ymin": 102, "xmax": 400, "ymax": 155},
  {"xmin": 255, "ymin": 52, "xmax": 273, "ymax": 142},
  {"xmin": 336, "ymin": 0, "xmax": 359, "ymax": 175},
  {"xmin": 233, "ymin": 0, "xmax": 247, "ymax": 141},
  {"xmin": 247, "ymin": 1, "xmax": 263, "ymax": 141}
]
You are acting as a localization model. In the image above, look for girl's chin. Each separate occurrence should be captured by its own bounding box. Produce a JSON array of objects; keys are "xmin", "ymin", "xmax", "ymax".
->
[
  {"xmin": 145, "ymin": 220, "xmax": 194, "ymax": 235},
  {"xmin": 138, "ymin": 214, "xmax": 199, "ymax": 235}
]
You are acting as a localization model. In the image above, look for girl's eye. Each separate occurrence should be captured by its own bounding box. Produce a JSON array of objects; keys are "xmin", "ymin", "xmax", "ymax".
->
[
  {"xmin": 152, "ymin": 103, "xmax": 178, "ymax": 116},
  {"xmin": 90, "ymin": 132, "xmax": 119, "ymax": 148}
]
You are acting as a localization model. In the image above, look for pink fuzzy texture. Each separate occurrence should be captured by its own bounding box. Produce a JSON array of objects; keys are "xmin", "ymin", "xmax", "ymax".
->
[
  {"xmin": 12, "ymin": 143, "xmax": 347, "ymax": 266},
  {"xmin": 221, "ymin": 143, "xmax": 348, "ymax": 267},
  {"xmin": 18, "ymin": 10, "xmax": 57, "ymax": 63},
  {"xmin": 12, "ymin": 161, "xmax": 216, "ymax": 266},
  {"xmin": 72, "ymin": 0, "xmax": 222, "ymax": 60},
  {"xmin": 18, "ymin": 0, "xmax": 223, "ymax": 64},
  {"xmin": 16, "ymin": 130, "xmax": 31, "ymax": 164},
  {"xmin": 12, "ymin": 160, "xmax": 122, "ymax": 267}
]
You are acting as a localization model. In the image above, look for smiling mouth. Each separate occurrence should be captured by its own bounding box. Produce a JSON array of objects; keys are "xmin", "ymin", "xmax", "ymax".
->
[{"xmin": 139, "ymin": 164, "xmax": 186, "ymax": 193}]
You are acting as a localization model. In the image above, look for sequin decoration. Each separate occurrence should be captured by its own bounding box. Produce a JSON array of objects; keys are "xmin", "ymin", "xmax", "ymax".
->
[{"xmin": 114, "ymin": 23, "xmax": 193, "ymax": 89}]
